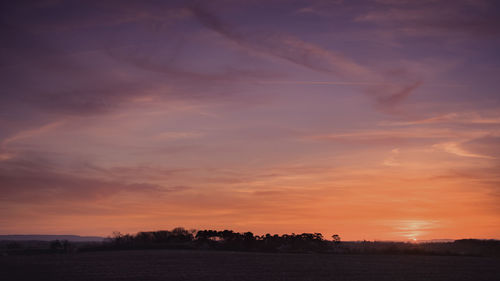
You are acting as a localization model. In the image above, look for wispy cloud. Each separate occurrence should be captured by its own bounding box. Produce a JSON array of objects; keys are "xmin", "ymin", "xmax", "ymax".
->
[
  {"xmin": 153, "ymin": 131, "xmax": 203, "ymax": 141},
  {"xmin": 356, "ymin": 0, "xmax": 500, "ymax": 37},
  {"xmin": 433, "ymin": 142, "xmax": 496, "ymax": 159},
  {"xmin": 188, "ymin": 3, "xmax": 422, "ymax": 110},
  {"xmin": 303, "ymin": 128, "xmax": 479, "ymax": 143},
  {"xmin": 257, "ymin": 80, "xmax": 395, "ymax": 86},
  {"xmin": 189, "ymin": 4, "xmax": 369, "ymax": 77},
  {"xmin": 0, "ymin": 155, "xmax": 189, "ymax": 203},
  {"xmin": 2, "ymin": 120, "xmax": 66, "ymax": 147},
  {"xmin": 379, "ymin": 111, "xmax": 500, "ymax": 126},
  {"xmin": 383, "ymin": 148, "xmax": 401, "ymax": 166}
]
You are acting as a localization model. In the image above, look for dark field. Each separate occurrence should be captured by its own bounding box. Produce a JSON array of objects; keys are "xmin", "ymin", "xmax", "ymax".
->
[{"xmin": 1, "ymin": 250, "xmax": 499, "ymax": 281}]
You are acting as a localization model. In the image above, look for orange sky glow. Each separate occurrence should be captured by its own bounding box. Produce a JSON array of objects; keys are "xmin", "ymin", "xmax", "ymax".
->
[{"xmin": 1, "ymin": 0, "xmax": 499, "ymax": 241}]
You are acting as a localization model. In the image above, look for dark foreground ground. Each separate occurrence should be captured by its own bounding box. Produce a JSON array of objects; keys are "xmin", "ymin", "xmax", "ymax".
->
[{"xmin": 1, "ymin": 250, "xmax": 499, "ymax": 281}]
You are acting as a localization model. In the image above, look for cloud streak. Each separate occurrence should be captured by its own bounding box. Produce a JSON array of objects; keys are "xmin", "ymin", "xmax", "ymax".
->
[
  {"xmin": 433, "ymin": 142, "xmax": 496, "ymax": 159},
  {"xmin": 188, "ymin": 3, "xmax": 422, "ymax": 110},
  {"xmin": 356, "ymin": 0, "xmax": 500, "ymax": 37},
  {"xmin": 0, "ymin": 155, "xmax": 189, "ymax": 203}
]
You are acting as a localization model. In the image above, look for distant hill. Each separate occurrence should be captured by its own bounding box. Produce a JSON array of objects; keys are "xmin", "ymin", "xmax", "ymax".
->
[
  {"xmin": 419, "ymin": 239, "xmax": 455, "ymax": 243},
  {"xmin": 0, "ymin": 235, "xmax": 104, "ymax": 242}
]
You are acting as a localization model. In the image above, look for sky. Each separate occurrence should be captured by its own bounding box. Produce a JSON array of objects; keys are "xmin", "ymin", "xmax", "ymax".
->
[{"xmin": 1, "ymin": 0, "xmax": 500, "ymax": 241}]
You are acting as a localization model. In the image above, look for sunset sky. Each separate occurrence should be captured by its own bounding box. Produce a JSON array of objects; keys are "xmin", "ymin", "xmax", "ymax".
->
[{"xmin": 1, "ymin": 0, "xmax": 500, "ymax": 241}]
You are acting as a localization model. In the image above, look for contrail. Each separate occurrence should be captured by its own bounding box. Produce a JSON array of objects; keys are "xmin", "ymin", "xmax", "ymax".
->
[{"xmin": 257, "ymin": 80, "xmax": 465, "ymax": 87}]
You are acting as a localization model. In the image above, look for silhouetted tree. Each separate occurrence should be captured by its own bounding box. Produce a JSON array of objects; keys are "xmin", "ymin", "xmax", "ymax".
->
[
  {"xmin": 332, "ymin": 234, "xmax": 341, "ymax": 244},
  {"xmin": 50, "ymin": 240, "xmax": 63, "ymax": 251}
]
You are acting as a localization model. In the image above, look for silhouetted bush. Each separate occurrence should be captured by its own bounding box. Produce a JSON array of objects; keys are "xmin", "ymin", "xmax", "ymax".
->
[{"xmin": 49, "ymin": 240, "xmax": 74, "ymax": 253}]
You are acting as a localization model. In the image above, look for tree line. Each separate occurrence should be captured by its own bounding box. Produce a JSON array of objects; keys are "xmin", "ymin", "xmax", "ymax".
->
[
  {"xmin": 92, "ymin": 227, "xmax": 341, "ymax": 253},
  {"xmin": 3, "ymin": 229, "xmax": 499, "ymax": 256}
]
